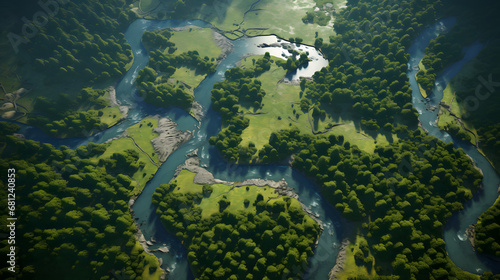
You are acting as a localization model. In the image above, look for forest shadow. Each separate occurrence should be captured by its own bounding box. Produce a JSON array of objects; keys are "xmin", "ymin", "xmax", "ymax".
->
[{"xmin": 164, "ymin": 0, "xmax": 233, "ymax": 25}]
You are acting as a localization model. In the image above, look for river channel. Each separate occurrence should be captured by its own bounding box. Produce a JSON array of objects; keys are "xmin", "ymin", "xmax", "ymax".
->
[
  {"xmin": 408, "ymin": 18, "xmax": 500, "ymax": 274},
  {"xmin": 13, "ymin": 16, "xmax": 500, "ymax": 279}
]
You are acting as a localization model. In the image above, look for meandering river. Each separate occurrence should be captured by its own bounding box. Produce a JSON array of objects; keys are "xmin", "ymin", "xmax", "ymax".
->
[
  {"xmin": 13, "ymin": 16, "xmax": 500, "ymax": 278},
  {"xmin": 408, "ymin": 18, "xmax": 500, "ymax": 274}
]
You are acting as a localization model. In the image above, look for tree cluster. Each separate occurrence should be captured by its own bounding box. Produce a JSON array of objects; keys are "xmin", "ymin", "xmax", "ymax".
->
[
  {"xmin": 302, "ymin": 11, "xmax": 332, "ymax": 26},
  {"xmin": 290, "ymin": 131, "xmax": 482, "ymax": 279},
  {"xmin": 136, "ymin": 30, "xmax": 217, "ymax": 111},
  {"xmin": 208, "ymin": 62, "xmax": 268, "ymax": 162},
  {"xmin": 475, "ymin": 197, "xmax": 500, "ymax": 257},
  {"xmin": 152, "ymin": 183, "xmax": 320, "ymax": 280},
  {"xmin": 0, "ymin": 124, "xmax": 158, "ymax": 279},
  {"xmin": 28, "ymin": 88, "xmax": 117, "ymax": 137},
  {"xmin": 276, "ymin": 51, "xmax": 310, "ymax": 72},
  {"xmin": 302, "ymin": 0, "xmax": 442, "ymax": 132},
  {"xmin": 27, "ymin": 0, "xmax": 135, "ymax": 84}
]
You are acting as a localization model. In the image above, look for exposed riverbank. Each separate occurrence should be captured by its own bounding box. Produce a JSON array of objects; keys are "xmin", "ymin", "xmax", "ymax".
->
[
  {"xmin": 150, "ymin": 116, "xmax": 193, "ymax": 162},
  {"xmin": 174, "ymin": 149, "xmax": 324, "ymax": 231}
]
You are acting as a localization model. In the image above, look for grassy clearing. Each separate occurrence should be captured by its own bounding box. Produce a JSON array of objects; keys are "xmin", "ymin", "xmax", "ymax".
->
[
  {"xmin": 143, "ymin": 0, "xmax": 344, "ymax": 45},
  {"xmin": 194, "ymin": 0, "xmax": 254, "ymax": 31},
  {"xmin": 126, "ymin": 118, "xmax": 160, "ymax": 163},
  {"xmin": 99, "ymin": 106, "xmax": 123, "ymax": 127},
  {"xmin": 336, "ymin": 235, "xmax": 378, "ymax": 280},
  {"xmin": 95, "ymin": 118, "xmax": 161, "ymax": 193},
  {"xmin": 170, "ymin": 67, "xmax": 207, "ymax": 93},
  {"xmin": 169, "ymin": 27, "xmax": 222, "ymax": 59},
  {"xmin": 97, "ymin": 138, "xmax": 158, "ymax": 194},
  {"xmin": 172, "ymin": 169, "xmax": 284, "ymax": 219},
  {"xmin": 238, "ymin": 55, "xmax": 396, "ymax": 154}
]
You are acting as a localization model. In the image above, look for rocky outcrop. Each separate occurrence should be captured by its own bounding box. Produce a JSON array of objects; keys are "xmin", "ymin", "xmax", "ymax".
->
[
  {"xmin": 151, "ymin": 117, "xmax": 193, "ymax": 163},
  {"xmin": 465, "ymin": 224, "xmax": 476, "ymax": 250},
  {"xmin": 213, "ymin": 30, "xmax": 233, "ymax": 61}
]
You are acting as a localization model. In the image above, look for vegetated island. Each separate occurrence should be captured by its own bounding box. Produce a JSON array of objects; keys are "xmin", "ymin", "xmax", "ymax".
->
[
  {"xmin": 152, "ymin": 149, "xmax": 322, "ymax": 279},
  {"xmin": 0, "ymin": 0, "xmax": 137, "ymax": 138}
]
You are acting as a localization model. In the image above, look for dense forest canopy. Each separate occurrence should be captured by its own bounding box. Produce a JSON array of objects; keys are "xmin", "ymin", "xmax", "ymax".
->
[
  {"xmin": 0, "ymin": 0, "xmax": 499, "ymax": 279},
  {"xmin": 0, "ymin": 122, "xmax": 160, "ymax": 279}
]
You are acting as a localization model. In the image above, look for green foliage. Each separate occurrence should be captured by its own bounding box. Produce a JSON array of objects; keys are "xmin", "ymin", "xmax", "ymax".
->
[
  {"xmin": 290, "ymin": 130, "xmax": 482, "ymax": 279},
  {"xmin": 475, "ymin": 196, "xmax": 500, "ymax": 257},
  {"xmin": 275, "ymin": 51, "xmax": 310, "ymax": 72},
  {"xmin": 27, "ymin": 0, "xmax": 134, "ymax": 84},
  {"xmin": 417, "ymin": 28, "xmax": 466, "ymax": 93},
  {"xmin": 0, "ymin": 127, "xmax": 158, "ymax": 279},
  {"xmin": 28, "ymin": 88, "xmax": 114, "ymax": 137},
  {"xmin": 209, "ymin": 62, "xmax": 270, "ymax": 162},
  {"xmin": 455, "ymin": 40, "xmax": 500, "ymax": 169},
  {"xmin": 302, "ymin": 10, "xmax": 332, "ymax": 26},
  {"xmin": 152, "ymin": 182, "xmax": 320, "ymax": 280}
]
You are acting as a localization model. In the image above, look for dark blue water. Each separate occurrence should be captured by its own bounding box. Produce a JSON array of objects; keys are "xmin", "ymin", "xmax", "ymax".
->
[{"xmin": 408, "ymin": 18, "xmax": 500, "ymax": 274}]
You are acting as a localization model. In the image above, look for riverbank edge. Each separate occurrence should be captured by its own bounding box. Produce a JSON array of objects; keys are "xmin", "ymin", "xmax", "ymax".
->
[
  {"xmin": 121, "ymin": 115, "xmax": 193, "ymax": 279},
  {"xmin": 328, "ymin": 238, "xmax": 350, "ymax": 280},
  {"xmin": 174, "ymin": 148, "xmax": 324, "ymax": 233}
]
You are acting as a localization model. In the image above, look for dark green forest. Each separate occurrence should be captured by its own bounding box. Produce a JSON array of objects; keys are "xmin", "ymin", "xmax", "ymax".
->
[
  {"xmin": 417, "ymin": 0, "xmax": 500, "ymax": 168},
  {"xmin": 28, "ymin": 87, "xmax": 120, "ymax": 137},
  {"xmin": 414, "ymin": 1, "xmax": 500, "ymax": 261},
  {"xmin": 0, "ymin": 122, "xmax": 159, "ymax": 279},
  {"xmin": 26, "ymin": 0, "xmax": 135, "ymax": 84},
  {"xmin": 1, "ymin": 0, "xmax": 499, "ymax": 279},
  {"xmin": 153, "ymin": 182, "xmax": 321, "ymax": 280},
  {"xmin": 4, "ymin": 0, "xmax": 137, "ymax": 137}
]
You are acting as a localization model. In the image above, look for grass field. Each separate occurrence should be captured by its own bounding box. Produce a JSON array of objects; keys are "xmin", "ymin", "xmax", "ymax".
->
[
  {"xmin": 237, "ymin": 55, "xmax": 396, "ymax": 154},
  {"xmin": 169, "ymin": 27, "xmax": 222, "ymax": 59},
  {"xmin": 139, "ymin": 0, "xmax": 160, "ymax": 13},
  {"xmin": 140, "ymin": 0, "xmax": 345, "ymax": 45},
  {"xmin": 172, "ymin": 169, "xmax": 293, "ymax": 219},
  {"xmin": 437, "ymin": 60, "xmax": 479, "ymax": 146},
  {"xmin": 169, "ymin": 67, "xmax": 207, "ymax": 93},
  {"xmin": 96, "ymin": 118, "xmax": 161, "ymax": 194},
  {"xmin": 126, "ymin": 118, "xmax": 160, "ymax": 163},
  {"xmin": 417, "ymin": 61, "xmax": 428, "ymax": 98},
  {"xmin": 336, "ymin": 235, "xmax": 378, "ymax": 280},
  {"xmin": 240, "ymin": 0, "xmax": 345, "ymax": 44}
]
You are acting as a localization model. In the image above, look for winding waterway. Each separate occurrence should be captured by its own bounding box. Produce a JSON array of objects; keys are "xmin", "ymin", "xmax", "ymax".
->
[
  {"xmin": 408, "ymin": 18, "xmax": 500, "ymax": 274},
  {"xmin": 11, "ymin": 16, "xmax": 500, "ymax": 279},
  {"xmin": 116, "ymin": 19, "xmax": 340, "ymax": 280}
]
